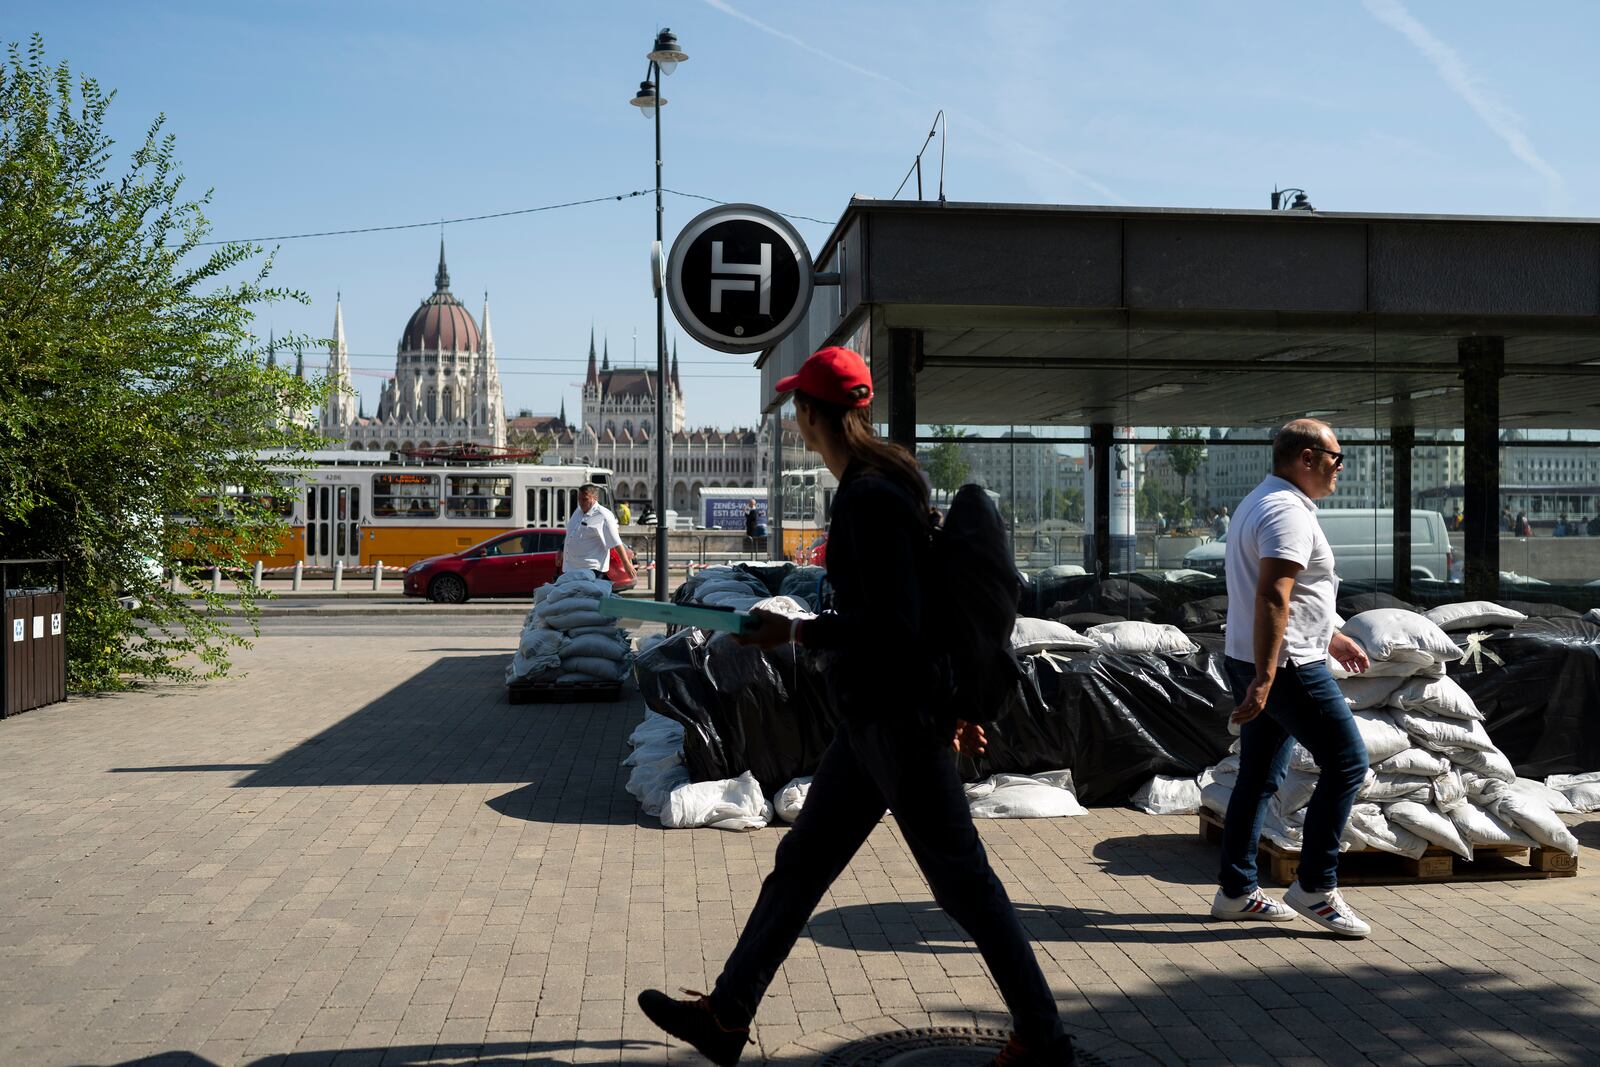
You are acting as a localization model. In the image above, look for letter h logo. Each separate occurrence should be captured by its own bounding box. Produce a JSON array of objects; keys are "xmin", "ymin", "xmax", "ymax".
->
[{"xmin": 709, "ymin": 240, "xmax": 772, "ymax": 316}]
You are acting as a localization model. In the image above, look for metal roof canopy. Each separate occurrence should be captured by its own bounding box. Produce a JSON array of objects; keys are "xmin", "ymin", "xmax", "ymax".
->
[{"xmin": 764, "ymin": 199, "xmax": 1600, "ymax": 431}]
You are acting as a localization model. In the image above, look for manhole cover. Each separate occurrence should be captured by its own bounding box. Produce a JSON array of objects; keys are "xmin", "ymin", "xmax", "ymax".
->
[{"xmin": 814, "ymin": 1027, "xmax": 1109, "ymax": 1066}]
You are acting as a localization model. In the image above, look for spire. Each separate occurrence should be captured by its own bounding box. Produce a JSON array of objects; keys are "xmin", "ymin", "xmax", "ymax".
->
[
  {"xmin": 585, "ymin": 325, "xmax": 599, "ymax": 387},
  {"xmin": 560, "ymin": 398, "xmax": 568, "ymax": 425},
  {"xmin": 434, "ymin": 236, "xmax": 450, "ymax": 292},
  {"xmin": 324, "ymin": 292, "xmax": 358, "ymax": 430},
  {"xmin": 266, "ymin": 330, "xmax": 277, "ymax": 369},
  {"xmin": 602, "ymin": 336, "xmax": 610, "ymax": 372},
  {"xmin": 671, "ymin": 339, "xmax": 681, "ymax": 393},
  {"xmin": 294, "ymin": 344, "xmax": 304, "ymax": 379},
  {"xmin": 481, "ymin": 291, "xmax": 494, "ymax": 351}
]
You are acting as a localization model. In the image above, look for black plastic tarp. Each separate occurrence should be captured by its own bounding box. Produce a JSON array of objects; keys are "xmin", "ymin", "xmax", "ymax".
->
[
  {"xmin": 1450, "ymin": 617, "xmax": 1600, "ymax": 777},
  {"xmin": 634, "ymin": 630, "xmax": 1235, "ymax": 805},
  {"xmin": 968, "ymin": 644, "xmax": 1235, "ymax": 805}
]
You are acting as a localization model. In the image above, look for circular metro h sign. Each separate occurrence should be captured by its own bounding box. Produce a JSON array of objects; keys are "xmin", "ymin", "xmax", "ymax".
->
[{"xmin": 666, "ymin": 204, "xmax": 814, "ymax": 354}]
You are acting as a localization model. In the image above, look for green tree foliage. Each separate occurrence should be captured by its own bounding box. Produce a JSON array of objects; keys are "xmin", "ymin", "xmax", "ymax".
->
[
  {"xmin": 921, "ymin": 425, "xmax": 971, "ymax": 493},
  {"xmin": 0, "ymin": 37, "xmax": 324, "ymax": 690},
  {"xmin": 1165, "ymin": 426, "xmax": 1206, "ymax": 516},
  {"xmin": 1041, "ymin": 485, "xmax": 1084, "ymax": 522}
]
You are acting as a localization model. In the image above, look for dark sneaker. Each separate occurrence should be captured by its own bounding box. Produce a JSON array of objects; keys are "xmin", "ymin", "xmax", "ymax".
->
[
  {"xmin": 638, "ymin": 988, "xmax": 749, "ymax": 1065},
  {"xmin": 990, "ymin": 1031, "xmax": 1077, "ymax": 1066}
]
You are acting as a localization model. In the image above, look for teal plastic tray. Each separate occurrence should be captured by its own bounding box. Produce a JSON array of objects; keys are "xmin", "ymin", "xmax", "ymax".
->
[{"xmin": 598, "ymin": 595, "xmax": 759, "ymax": 636}]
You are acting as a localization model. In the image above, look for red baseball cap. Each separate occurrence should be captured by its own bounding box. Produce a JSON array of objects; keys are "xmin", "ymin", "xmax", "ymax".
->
[{"xmin": 774, "ymin": 346, "xmax": 874, "ymax": 408}]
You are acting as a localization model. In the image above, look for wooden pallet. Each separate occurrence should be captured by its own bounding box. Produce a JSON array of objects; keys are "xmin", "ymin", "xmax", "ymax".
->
[
  {"xmin": 506, "ymin": 680, "xmax": 623, "ymax": 705},
  {"xmin": 1198, "ymin": 808, "xmax": 1577, "ymax": 885}
]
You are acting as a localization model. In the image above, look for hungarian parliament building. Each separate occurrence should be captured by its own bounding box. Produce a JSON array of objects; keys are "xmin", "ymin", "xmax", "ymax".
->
[{"xmin": 316, "ymin": 246, "xmax": 811, "ymax": 511}]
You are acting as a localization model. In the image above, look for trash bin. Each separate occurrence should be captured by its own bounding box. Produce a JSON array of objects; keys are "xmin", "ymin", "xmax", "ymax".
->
[{"xmin": 2, "ymin": 559, "xmax": 67, "ymax": 718}]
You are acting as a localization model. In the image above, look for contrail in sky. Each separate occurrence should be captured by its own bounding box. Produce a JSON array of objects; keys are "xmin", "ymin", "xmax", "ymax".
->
[
  {"xmin": 1363, "ymin": 0, "xmax": 1563, "ymax": 192},
  {"xmin": 702, "ymin": 0, "xmax": 1127, "ymax": 204}
]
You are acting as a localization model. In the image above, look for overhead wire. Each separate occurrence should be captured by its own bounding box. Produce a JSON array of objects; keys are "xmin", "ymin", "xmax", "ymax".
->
[{"xmin": 200, "ymin": 188, "xmax": 831, "ymax": 247}]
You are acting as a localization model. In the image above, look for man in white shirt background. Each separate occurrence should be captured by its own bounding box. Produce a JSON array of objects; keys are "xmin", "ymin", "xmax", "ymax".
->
[
  {"xmin": 1211, "ymin": 419, "xmax": 1375, "ymax": 938},
  {"xmin": 563, "ymin": 483, "xmax": 636, "ymax": 585}
]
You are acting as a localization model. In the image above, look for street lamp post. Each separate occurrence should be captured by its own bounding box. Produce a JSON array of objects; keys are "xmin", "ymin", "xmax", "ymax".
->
[
  {"xmin": 1270, "ymin": 186, "xmax": 1314, "ymax": 211},
  {"xmin": 631, "ymin": 28, "xmax": 687, "ymax": 601}
]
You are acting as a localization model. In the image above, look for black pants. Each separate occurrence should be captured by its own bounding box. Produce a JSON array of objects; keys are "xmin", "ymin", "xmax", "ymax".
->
[{"xmin": 710, "ymin": 716, "xmax": 1065, "ymax": 1045}]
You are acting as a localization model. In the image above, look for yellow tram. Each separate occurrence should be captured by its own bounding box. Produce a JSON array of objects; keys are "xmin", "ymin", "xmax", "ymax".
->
[{"xmin": 244, "ymin": 450, "xmax": 616, "ymax": 569}]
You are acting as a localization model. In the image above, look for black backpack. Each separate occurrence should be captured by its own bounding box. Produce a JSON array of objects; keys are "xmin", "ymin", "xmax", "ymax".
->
[{"xmin": 924, "ymin": 484, "xmax": 1023, "ymax": 729}]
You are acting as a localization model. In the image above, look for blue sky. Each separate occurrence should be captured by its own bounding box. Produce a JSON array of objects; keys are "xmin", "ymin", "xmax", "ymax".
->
[{"xmin": 13, "ymin": 1, "xmax": 1598, "ymax": 429}]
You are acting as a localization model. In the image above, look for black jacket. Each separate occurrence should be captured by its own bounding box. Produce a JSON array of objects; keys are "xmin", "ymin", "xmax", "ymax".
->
[{"xmin": 800, "ymin": 461, "xmax": 938, "ymax": 716}]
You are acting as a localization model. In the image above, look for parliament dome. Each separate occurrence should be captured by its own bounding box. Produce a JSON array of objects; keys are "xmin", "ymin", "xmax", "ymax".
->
[{"xmin": 399, "ymin": 242, "xmax": 481, "ymax": 353}]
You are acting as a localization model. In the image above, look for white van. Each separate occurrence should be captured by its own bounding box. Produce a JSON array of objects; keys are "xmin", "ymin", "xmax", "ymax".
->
[{"xmin": 1182, "ymin": 508, "xmax": 1453, "ymax": 582}]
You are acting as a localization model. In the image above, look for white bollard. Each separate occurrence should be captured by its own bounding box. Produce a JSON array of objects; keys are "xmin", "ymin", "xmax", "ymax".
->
[
  {"xmin": 210, "ymin": 566, "xmax": 222, "ymax": 593},
  {"xmin": 332, "ymin": 559, "xmax": 343, "ymax": 592},
  {"xmin": 251, "ymin": 560, "xmax": 263, "ymax": 587},
  {"xmin": 372, "ymin": 561, "xmax": 384, "ymax": 591},
  {"xmin": 292, "ymin": 560, "xmax": 303, "ymax": 591}
]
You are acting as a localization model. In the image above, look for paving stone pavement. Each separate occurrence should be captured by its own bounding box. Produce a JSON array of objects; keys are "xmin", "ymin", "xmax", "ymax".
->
[{"xmin": 3, "ymin": 625, "xmax": 1600, "ymax": 1066}]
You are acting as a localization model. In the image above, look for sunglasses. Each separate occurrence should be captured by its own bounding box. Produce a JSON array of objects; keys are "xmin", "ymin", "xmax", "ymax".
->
[{"xmin": 1309, "ymin": 446, "xmax": 1345, "ymax": 469}]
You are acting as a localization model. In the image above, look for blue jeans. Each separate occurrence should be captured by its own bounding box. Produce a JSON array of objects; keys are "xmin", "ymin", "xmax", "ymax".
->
[{"xmin": 1219, "ymin": 657, "xmax": 1367, "ymax": 895}]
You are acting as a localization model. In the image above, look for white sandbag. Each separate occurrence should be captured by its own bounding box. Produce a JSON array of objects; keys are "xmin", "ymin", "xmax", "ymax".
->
[
  {"xmin": 1391, "ymin": 708, "xmax": 1495, "ymax": 753},
  {"xmin": 1012, "ymin": 617, "xmax": 1098, "ymax": 654},
  {"xmin": 519, "ymin": 628, "xmax": 566, "ymax": 660},
  {"xmin": 700, "ymin": 591, "xmax": 765, "ymax": 611},
  {"xmin": 967, "ymin": 771, "xmax": 1086, "ymax": 819},
  {"xmin": 1085, "ymin": 621, "xmax": 1200, "ymax": 656},
  {"xmin": 661, "ymin": 772, "xmax": 773, "ymax": 831},
  {"xmin": 626, "ymin": 710, "xmax": 684, "ymax": 756},
  {"xmin": 1438, "ymin": 745, "xmax": 1516, "ymax": 783},
  {"xmin": 1448, "ymin": 799, "xmax": 1537, "ymax": 849},
  {"xmin": 1344, "ymin": 802, "xmax": 1429, "ymax": 858},
  {"xmin": 1491, "ymin": 790, "xmax": 1580, "ymax": 857},
  {"xmin": 1129, "ymin": 775, "xmax": 1201, "ymax": 815},
  {"xmin": 1507, "ymin": 777, "xmax": 1578, "ymax": 814},
  {"xmin": 626, "ymin": 757, "xmax": 689, "ymax": 818},
  {"xmin": 1385, "ymin": 800, "xmax": 1474, "ymax": 860},
  {"xmin": 1330, "ymin": 656, "xmax": 1445, "ymax": 680},
  {"xmin": 1278, "ymin": 767, "xmax": 1321, "ymax": 813},
  {"xmin": 1341, "ymin": 608, "xmax": 1461, "ymax": 664},
  {"xmin": 1352, "ymin": 709, "xmax": 1412, "ymax": 764},
  {"xmin": 1546, "ymin": 772, "xmax": 1600, "ymax": 813},
  {"xmin": 564, "ymin": 624, "xmax": 627, "ymax": 637},
  {"xmin": 1372, "ymin": 748, "xmax": 1449, "ymax": 776},
  {"xmin": 750, "ymin": 595, "xmax": 814, "ymax": 619},
  {"xmin": 562, "ymin": 632, "xmax": 631, "ymax": 661},
  {"xmin": 1200, "ymin": 779, "xmax": 1233, "ymax": 816},
  {"xmin": 505, "ymin": 650, "xmax": 560, "ymax": 683},
  {"xmin": 557, "ymin": 656, "xmax": 628, "ymax": 682},
  {"xmin": 540, "ymin": 585, "xmax": 604, "ymax": 609},
  {"xmin": 1338, "ymin": 674, "xmax": 1407, "ymax": 711},
  {"xmin": 1389, "ymin": 675, "xmax": 1483, "ymax": 721},
  {"xmin": 1430, "ymin": 769, "xmax": 1467, "ymax": 813},
  {"xmin": 552, "ymin": 568, "xmax": 614, "ymax": 595},
  {"xmin": 1202, "ymin": 755, "xmax": 1240, "ymax": 789},
  {"xmin": 1360, "ymin": 773, "xmax": 1430, "ymax": 804},
  {"xmin": 1423, "ymin": 601, "xmax": 1527, "ymax": 632},
  {"xmin": 1261, "ymin": 804, "xmax": 1304, "ymax": 851},
  {"xmin": 539, "ymin": 608, "xmax": 615, "ymax": 631},
  {"xmin": 774, "ymin": 777, "xmax": 812, "ymax": 823}
]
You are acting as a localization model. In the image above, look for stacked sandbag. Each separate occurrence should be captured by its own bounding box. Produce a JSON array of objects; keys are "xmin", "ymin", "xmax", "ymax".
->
[
  {"xmin": 623, "ymin": 711, "xmax": 690, "ymax": 817},
  {"xmin": 676, "ymin": 566, "xmax": 771, "ymax": 611},
  {"xmin": 505, "ymin": 569, "xmax": 633, "ymax": 685},
  {"xmin": 1197, "ymin": 607, "xmax": 1579, "ymax": 860}
]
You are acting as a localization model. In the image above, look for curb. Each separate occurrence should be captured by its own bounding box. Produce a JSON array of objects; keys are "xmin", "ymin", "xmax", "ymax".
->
[{"xmin": 247, "ymin": 606, "xmax": 529, "ymax": 618}]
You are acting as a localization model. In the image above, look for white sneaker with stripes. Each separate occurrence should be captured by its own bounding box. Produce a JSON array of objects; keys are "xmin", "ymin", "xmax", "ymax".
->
[
  {"xmin": 1283, "ymin": 884, "xmax": 1371, "ymax": 938},
  {"xmin": 1210, "ymin": 887, "xmax": 1297, "ymax": 922}
]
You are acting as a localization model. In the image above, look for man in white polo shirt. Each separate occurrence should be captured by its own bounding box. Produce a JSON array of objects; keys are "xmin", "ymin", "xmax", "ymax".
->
[
  {"xmin": 563, "ymin": 484, "xmax": 636, "ymax": 585},
  {"xmin": 1211, "ymin": 419, "xmax": 1375, "ymax": 938}
]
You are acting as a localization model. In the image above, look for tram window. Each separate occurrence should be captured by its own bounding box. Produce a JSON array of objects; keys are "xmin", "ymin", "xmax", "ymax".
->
[
  {"xmin": 527, "ymin": 487, "xmax": 553, "ymax": 526},
  {"xmin": 372, "ymin": 473, "xmax": 440, "ymax": 517},
  {"xmin": 446, "ymin": 475, "xmax": 512, "ymax": 519}
]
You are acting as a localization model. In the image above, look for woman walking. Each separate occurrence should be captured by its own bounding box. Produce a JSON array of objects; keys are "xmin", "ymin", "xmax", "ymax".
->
[{"xmin": 636, "ymin": 347, "xmax": 1074, "ymax": 1066}]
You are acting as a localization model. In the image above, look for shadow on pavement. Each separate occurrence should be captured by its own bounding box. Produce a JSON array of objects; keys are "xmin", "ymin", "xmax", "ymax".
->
[
  {"xmin": 1092, "ymin": 831, "xmax": 1216, "ymax": 886},
  {"xmin": 101, "ymin": 1038, "xmax": 660, "ymax": 1065},
  {"xmin": 109, "ymin": 655, "xmax": 642, "ymax": 825}
]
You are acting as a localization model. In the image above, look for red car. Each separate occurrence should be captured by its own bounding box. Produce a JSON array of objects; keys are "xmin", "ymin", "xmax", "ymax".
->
[{"xmin": 402, "ymin": 528, "xmax": 636, "ymax": 603}]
